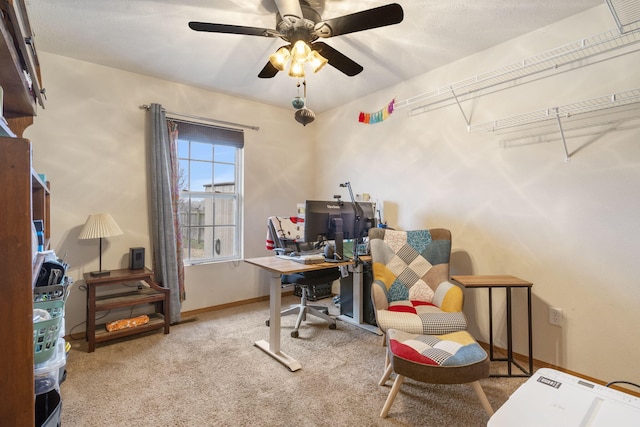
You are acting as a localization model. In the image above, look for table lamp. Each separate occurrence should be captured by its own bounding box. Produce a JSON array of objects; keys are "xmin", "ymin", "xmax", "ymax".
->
[{"xmin": 79, "ymin": 213, "xmax": 123, "ymax": 276}]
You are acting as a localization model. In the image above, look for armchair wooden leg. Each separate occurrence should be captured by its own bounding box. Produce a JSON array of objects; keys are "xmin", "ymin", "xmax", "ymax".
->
[
  {"xmin": 380, "ymin": 374, "xmax": 405, "ymax": 418},
  {"xmin": 470, "ymin": 380, "xmax": 494, "ymax": 416},
  {"xmin": 379, "ymin": 360, "xmax": 393, "ymax": 386}
]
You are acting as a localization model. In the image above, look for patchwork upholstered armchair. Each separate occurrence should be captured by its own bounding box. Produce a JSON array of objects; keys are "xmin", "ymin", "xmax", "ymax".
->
[{"xmin": 368, "ymin": 228, "xmax": 467, "ymax": 336}]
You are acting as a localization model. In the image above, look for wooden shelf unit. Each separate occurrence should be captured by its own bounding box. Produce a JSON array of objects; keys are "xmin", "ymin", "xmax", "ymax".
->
[
  {"xmin": 0, "ymin": 1, "xmax": 46, "ymax": 424},
  {"xmin": 0, "ymin": 136, "xmax": 37, "ymax": 426},
  {"xmin": 84, "ymin": 268, "xmax": 170, "ymax": 353},
  {"xmin": 1, "ymin": 0, "xmax": 45, "ymax": 124}
]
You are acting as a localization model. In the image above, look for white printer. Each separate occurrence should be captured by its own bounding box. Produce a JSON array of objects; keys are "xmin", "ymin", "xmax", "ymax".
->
[{"xmin": 489, "ymin": 368, "xmax": 640, "ymax": 426}]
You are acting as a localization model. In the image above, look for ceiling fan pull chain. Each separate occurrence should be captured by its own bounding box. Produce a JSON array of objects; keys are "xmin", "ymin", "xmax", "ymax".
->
[
  {"xmin": 292, "ymin": 80, "xmax": 305, "ymax": 109},
  {"xmin": 294, "ymin": 79, "xmax": 315, "ymax": 126}
]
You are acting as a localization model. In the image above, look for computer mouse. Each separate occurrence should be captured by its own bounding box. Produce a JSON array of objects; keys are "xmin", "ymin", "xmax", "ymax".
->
[{"xmin": 290, "ymin": 251, "xmax": 299, "ymax": 257}]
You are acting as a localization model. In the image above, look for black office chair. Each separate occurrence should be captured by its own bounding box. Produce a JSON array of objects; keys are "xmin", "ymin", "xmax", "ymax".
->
[{"xmin": 266, "ymin": 216, "xmax": 340, "ymax": 338}]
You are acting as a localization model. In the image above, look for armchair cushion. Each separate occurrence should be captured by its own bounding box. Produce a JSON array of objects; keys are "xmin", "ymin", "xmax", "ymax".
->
[
  {"xmin": 387, "ymin": 328, "xmax": 489, "ymax": 382},
  {"xmin": 369, "ymin": 228, "xmax": 467, "ymax": 335},
  {"xmin": 376, "ymin": 303, "xmax": 467, "ymax": 335}
]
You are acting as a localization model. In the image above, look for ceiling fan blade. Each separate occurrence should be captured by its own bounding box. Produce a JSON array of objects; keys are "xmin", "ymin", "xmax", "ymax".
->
[
  {"xmin": 258, "ymin": 61, "xmax": 280, "ymax": 79},
  {"xmin": 274, "ymin": 0, "xmax": 304, "ymax": 20},
  {"xmin": 314, "ymin": 3, "xmax": 404, "ymax": 38},
  {"xmin": 313, "ymin": 42, "xmax": 363, "ymax": 76},
  {"xmin": 188, "ymin": 22, "xmax": 280, "ymax": 38}
]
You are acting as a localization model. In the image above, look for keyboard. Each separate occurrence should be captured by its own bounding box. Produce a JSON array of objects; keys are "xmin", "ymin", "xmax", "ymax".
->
[{"xmin": 275, "ymin": 254, "xmax": 325, "ymax": 264}]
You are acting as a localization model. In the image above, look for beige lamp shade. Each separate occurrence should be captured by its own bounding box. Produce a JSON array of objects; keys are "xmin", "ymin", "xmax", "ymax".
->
[
  {"xmin": 79, "ymin": 213, "xmax": 123, "ymax": 276},
  {"xmin": 79, "ymin": 213, "xmax": 123, "ymax": 239}
]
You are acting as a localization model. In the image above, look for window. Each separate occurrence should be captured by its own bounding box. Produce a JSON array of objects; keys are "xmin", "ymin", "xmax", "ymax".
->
[{"xmin": 174, "ymin": 119, "xmax": 244, "ymax": 264}]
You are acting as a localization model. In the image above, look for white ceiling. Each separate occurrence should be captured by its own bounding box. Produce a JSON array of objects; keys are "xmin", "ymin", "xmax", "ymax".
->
[{"xmin": 26, "ymin": 0, "xmax": 605, "ymax": 113}]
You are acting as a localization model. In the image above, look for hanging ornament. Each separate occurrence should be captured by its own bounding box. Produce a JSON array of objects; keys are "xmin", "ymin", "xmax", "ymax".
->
[
  {"xmin": 358, "ymin": 98, "xmax": 396, "ymax": 124},
  {"xmin": 292, "ymin": 80, "xmax": 305, "ymax": 109},
  {"xmin": 295, "ymin": 107, "xmax": 315, "ymax": 126},
  {"xmin": 292, "ymin": 97, "xmax": 305, "ymax": 109},
  {"xmin": 294, "ymin": 80, "xmax": 315, "ymax": 126}
]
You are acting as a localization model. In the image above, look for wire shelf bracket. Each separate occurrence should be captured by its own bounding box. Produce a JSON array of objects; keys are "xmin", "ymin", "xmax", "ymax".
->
[
  {"xmin": 450, "ymin": 88, "xmax": 471, "ymax": 127},
  {"xmin": 468, "ymin": 88, "xmax": 640, "ymax": 161},
  {"xmin": 389, "ymin": 5, "xmax": 640, "ymax": 161},
  {"xmin": 394, "ymin": 23, "xmax": 640, "ymax": 120}
]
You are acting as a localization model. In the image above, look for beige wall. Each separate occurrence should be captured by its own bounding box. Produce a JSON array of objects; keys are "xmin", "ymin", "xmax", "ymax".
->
[
  {"xmin": 26, "ymin": 52, "xmax": 317, "ymax": 337},
  {"xmin": 315, "ymin": 5, "xmax": 640, "ymax": 386},
  {"xmin": 25, "ymin": 4, "xmax": 639, "ymax": 387}
]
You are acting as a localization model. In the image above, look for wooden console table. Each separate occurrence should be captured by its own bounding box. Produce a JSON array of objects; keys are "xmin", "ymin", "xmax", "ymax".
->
[
  {"xmin": 85, "ymin": 268, "xmax": 170, "ymax": 352},
  {"xmin": 451, "ymin": 275, "xmax": 533, "ymax": 377}
]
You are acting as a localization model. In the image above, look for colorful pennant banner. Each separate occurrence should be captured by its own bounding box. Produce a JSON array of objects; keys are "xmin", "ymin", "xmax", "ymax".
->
[{"xmin": 358, "ymin": 98, "xmax": 395, "ymax": 124}]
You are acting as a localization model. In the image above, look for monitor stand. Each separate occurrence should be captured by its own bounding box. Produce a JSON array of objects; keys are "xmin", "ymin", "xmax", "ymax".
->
[{"xmin": 332, "ymin": 217, "xmax": 344, "ymax": 260}]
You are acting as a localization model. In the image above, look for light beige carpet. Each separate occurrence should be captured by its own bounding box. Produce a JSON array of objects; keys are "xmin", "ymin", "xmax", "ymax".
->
[{"xmin": 60, "ymin": 296, "xmax": 528, "ymax": 426}]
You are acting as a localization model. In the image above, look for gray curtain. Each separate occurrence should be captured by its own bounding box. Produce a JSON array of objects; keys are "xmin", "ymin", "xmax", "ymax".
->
[{"xmin": 148, "ymin": 103, "xmax": 182, "ymax": 323}]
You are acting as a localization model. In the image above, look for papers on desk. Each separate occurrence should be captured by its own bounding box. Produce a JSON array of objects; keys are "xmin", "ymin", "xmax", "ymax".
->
[{"xmin": 275, "ymin": 254, "xmax": 325, "ymax": 264}]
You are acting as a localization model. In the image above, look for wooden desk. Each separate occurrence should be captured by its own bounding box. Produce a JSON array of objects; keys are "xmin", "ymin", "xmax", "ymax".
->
[
  {"xmin": 245, "ymin": 256, "xmax": 352, "ymax": 371},
  {"xmin": 84, "ymin": 268, "xmax": 170, "ymax": 352},
  {"xmin": 452, "ymin": 275, "xmax": 533, "ymax": 377}
]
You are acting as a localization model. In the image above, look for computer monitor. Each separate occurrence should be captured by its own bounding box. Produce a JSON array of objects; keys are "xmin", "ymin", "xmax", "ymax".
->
[
  {"xmin": 353, "ymin": 200, "xmax": 376, "ymax": 240},
  {"xmin": 304, "ymin": 200, "xmax": 376, "ymax": 260}
]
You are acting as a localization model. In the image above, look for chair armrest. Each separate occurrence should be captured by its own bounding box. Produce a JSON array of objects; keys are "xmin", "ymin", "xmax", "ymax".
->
[
  {"xmin": 371, "ymin": 280, "xmax": 389, "ymax": 311},
  {"xmin": 432, "ymin": 281, "xmax": 464, "ymax": 312}
]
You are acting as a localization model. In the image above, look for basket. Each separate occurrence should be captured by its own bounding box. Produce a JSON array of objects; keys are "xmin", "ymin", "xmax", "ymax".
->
[
  {"xmin": 33, "ymin": 300, "xmax": 64, "ymax": 365},
  {"xmin": 34, "ymin": 284, "xmax": 66, "ymax": 302}
]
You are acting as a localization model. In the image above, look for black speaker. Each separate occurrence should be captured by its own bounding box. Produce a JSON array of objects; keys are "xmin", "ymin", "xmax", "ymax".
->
[{"xmin": 129, "ymin": 247, "xmax": 145, "ymax": 270}]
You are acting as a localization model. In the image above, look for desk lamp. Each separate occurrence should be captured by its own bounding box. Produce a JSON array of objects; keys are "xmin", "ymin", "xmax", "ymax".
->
[{"xmin": 79, "ymin": 213, "xmax": 123, "ymax": 276}]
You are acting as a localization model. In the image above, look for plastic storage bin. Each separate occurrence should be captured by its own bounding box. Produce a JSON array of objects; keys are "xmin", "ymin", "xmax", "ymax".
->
[
  {"xmin": 35, "ymin": 388, "xmax": 61, "ymax": 427},
  {"xmin": 58, "ymin": 316, "xmax": 65, "ymax": 338},
  {"xmin": 34, "ymin": 339, "xmax": 66, "ymax": 395}
]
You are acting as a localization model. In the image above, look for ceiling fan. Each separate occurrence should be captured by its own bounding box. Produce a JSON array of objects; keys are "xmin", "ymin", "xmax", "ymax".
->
[{"xmin": 188, "ymin": 0, "xmax": 404, "ymax": 79}]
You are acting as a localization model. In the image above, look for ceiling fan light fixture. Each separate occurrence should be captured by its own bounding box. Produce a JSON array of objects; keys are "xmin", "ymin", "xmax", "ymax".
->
[
  {"xmin": 189, "ymin": 3, "xmax": 404, "ymax": 80},
  {"xmin": 309, "ymin": 50, "xmax": 328, "ymax": 73},
  {"xmin": 268, "ymin": 47, "xmax": 290, "ymax": 71},
  {"xmin": 292, "ymin": 40, "xmax": 311, "ymax": 59},
  {"xmin": 288, "ymin": 61, "xmax": 305, "ymax": 78}
]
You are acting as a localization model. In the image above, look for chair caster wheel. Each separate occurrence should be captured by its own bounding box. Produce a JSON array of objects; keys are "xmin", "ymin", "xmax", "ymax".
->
[
  {"xmin": 265, "ymin": 320, "xmax": 270, "ymax": 327},
  {"xmin": 291, "ymin": 331, "xmax": 299, "ymax": 338},
  {"xmin": 329, "ymin": 323, "xmax": 337, "ymax": 330}
]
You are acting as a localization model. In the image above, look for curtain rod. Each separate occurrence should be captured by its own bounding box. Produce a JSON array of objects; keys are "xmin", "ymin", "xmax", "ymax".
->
[{"xmin": 139, "ymin": 104, "xmax": 259, "ymax": 131}]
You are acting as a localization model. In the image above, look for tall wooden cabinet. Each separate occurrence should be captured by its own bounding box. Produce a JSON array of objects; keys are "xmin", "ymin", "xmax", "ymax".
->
[{"xmin": 0, "ymin": 0, "xmax": 47, "ymax": 425}]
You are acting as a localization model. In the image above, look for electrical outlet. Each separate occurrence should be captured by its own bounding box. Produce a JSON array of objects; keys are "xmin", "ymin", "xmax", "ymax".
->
[{"xmin": 549, "ymin": 307, "xmax": 563, "ymax": 326}]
